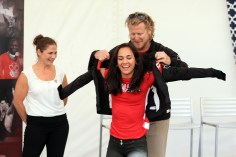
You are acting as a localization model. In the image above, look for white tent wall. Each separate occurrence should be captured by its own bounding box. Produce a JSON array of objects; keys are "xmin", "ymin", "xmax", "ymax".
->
[{"xmin": 24, "ymin": 0, "xmax": 236, "ymax": 157}]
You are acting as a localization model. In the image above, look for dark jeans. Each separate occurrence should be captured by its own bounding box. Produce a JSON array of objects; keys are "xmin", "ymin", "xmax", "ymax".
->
[
  {"xmin": 23, "ymin": 114, "xmax": 69, "ymax": 157},
  {"xmin": 106, "ymin": 135, "xmax": 147, "ymax": 157}
]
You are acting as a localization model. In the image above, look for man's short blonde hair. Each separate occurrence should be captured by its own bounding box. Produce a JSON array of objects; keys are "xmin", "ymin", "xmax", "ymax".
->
[{"xmin": 125, "ymin": 12, "xmax": 155, "ymax": 39}]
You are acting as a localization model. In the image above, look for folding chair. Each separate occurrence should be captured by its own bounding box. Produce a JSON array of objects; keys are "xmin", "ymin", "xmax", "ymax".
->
[
  {"xmin": 199, "ymin": 97, "xmax": 236, "ymax": 157},
  {"xmin": 169, "ymin": 97, "xmax": 200, "ymax": 157},
  {"xmin": 99, "ymin": 114, "xmax": 112, "ymax": 157}
]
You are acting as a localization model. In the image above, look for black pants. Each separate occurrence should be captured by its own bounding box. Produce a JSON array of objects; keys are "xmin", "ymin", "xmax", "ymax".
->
[
  {"xmin": 23, "ymin": 114, "xmax": 69, "ymax": 157},
  {"xmin": 106, "ymin": 135, "xmax": 147, "ymax": 157}
]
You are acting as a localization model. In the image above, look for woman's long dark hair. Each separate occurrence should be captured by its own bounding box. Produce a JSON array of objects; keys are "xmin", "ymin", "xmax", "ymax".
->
[{"xmin": 105, "ymin": 43, "xmax": 144, "ymax": 95}]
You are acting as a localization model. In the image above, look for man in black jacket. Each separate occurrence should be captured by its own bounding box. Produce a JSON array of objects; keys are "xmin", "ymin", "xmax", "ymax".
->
[
  {"xmin": 58, "ymin": 12, "xmax": 226, "ymax": 157},
  {"xmin": 92, "ymin": 12, "xmax": 188, "ymax": 157},
  {"xmin": 59, "ymin": 12, "xmax": 187, "ymax": 157}
]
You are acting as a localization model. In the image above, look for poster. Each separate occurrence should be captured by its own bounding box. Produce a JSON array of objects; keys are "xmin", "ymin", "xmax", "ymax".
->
[{"xmin": 0, "ymin": 0, "xmax": 24, "ymax": 156}]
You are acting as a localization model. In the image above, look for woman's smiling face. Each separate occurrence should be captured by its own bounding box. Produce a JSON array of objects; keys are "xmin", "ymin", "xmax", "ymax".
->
[{"xmin": 117, "ymin": 47, "xmax": 136, "ymax": 78}]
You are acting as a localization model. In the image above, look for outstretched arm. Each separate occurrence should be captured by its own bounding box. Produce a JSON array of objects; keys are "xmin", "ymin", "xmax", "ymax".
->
[
  {"xmin": 158, "ymin": 64, "xmax": 226, "ymax": 82},
  {"xmin": 57, "ymin": 70, "xmax": 93, "ymax": 100}
]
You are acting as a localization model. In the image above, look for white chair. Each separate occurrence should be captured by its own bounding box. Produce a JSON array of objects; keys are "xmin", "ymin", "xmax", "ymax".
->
[
  {"xmin": 99, "ymin": 114, "xmax": 112, "ymax": 157},
  {"xmin": 199, "ymin": 97, "xmax": 236, "ymax": 157},
  {"xmin": 169, "ymin": 98, "xmax": 201, "ymax": 157}
]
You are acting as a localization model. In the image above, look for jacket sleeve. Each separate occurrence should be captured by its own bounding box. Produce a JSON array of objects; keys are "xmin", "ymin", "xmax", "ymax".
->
[
  {"xmin": 92, "ymin": 60, "xmax": 112, "ymax": 115},
  {"xmin": 161, "ymin": 66, "xmax": 226, "ymax": 82},
  {"xmin": 57, "ymin": 71, "xmax": 93, "ymax": 100},
  {"xmin": 88, "ymin": 50, "xmax": 99, "ymax": 71}
]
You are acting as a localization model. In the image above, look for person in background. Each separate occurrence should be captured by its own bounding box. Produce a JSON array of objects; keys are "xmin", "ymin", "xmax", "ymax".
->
[
  {"xmin": 0, "ymin": 96, "xmax": 15, "ymax": 137},
  {"xmin": 0, "ymin": 38, "xmax": 23, "ymax": 143},
  {"xmin": 0, "ymin": 98, "xmax": 10, "ymax": 141},
  {"xmin": 0, "ymin": 0, "xmax": 23, "ymax": 53},
  {"xmin": 0, "ymin": 38, "xmax": 22, "ymax": 79},
  {"xmin": 13, "ymin": 34, "xmax": 69, "ymax": 157},
  {"xmin": 93, "ymin": 12, "xmax": 188, "ymax": 157},
  {"xmin": 0, "ymin": 0, "xmax": 23, "ymax": 37}
]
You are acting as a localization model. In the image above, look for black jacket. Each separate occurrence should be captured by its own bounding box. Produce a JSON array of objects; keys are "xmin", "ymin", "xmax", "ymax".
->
[
  {"xmin": 58, "ymin": 59, "xmax": 226, "ymax": 121},
  {"xmin": 58, "ymin": 40, "xmax": 225, "ymax": 121},
  {"xmin": 89, "ymin": 60, "xmax": 225, "ymax": 120},
  {"xmin": 87, "ymin": 40, "xmax": 189, "ymax": 121}
]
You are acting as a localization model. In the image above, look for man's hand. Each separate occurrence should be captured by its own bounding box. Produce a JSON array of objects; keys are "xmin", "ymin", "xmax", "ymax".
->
[
  {"xmin": 95, "ymin": 50, "xmax": 110, "ymax": 62},
  {"xmin": 155, "ymin": 51, "xmax": 171, "ymax": 65}
]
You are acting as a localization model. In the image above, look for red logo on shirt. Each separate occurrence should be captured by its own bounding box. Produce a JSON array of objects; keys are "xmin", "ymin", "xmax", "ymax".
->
[{"xmin": 9, "ymin": 62, "xmax": 20, "ymax": 77}]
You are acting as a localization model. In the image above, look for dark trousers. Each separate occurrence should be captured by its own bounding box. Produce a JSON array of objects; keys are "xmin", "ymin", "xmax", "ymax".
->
[
  {"xmin": 23, "ymin": 114, "xmax": 69, "ymax": 157},
  {"xmin": 106, "ymin": 135, "xmax": 147, "ymax": 157}
]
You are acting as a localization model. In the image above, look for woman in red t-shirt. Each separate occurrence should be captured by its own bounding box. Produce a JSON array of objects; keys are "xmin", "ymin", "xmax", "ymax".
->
[
  {"xmin": 100, "ymin": 43, "xmax": 153, "ymax": 157},
  {"xmin": 57, "ymin": 42, "xmax": 226, "ymax": 157}
]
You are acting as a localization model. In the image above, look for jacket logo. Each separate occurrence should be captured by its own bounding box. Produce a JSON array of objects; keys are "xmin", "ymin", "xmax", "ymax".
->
[
  {"xmin": 163, "ymin": 65, "xmax": 170, "ymax": 69},
  {"xmin": 150, "ymin": 106, "xmax": 156, "ymax": 110}
]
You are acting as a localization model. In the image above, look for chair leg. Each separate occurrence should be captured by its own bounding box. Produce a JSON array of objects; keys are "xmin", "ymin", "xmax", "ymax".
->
[
  {"xmin": 198, "ymin": 124, "xmax": 203, "ymax": 157},
  {"xmin": 190, "ymin": 128, "xmax": 193, "ymax": 157},
  {"xmin": 99, "ymin": 115, "xmax": 103, "ymax": 157},
  {"xmin": 215, "ymin": 126, "xmax": 219, "ymax": 157}
]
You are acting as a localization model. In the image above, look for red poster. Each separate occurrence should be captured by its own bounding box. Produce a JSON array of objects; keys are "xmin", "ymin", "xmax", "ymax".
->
[{"xmin": 0, "ymin": 0, "xmax": 24, "ymax": 156}]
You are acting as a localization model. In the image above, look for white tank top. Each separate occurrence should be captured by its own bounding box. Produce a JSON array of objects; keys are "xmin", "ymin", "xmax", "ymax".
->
[{"xmin": 23, "ymin": 66, "xmax": 66, "ymax": 117}]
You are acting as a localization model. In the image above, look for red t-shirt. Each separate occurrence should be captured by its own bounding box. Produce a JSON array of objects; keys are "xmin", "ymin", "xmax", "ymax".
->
[
  {"xmin": 0, "ymin": 52, "xmax": 22, "ymax": 79},
  {"xmin": 109, "ymin": 72, "xmax": 154, "ymax": 139}
]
